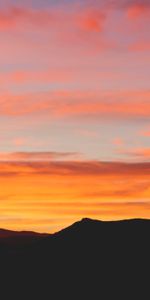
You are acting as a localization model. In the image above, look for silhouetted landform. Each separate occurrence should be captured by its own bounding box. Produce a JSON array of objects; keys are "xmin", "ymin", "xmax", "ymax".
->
[
  {"xmin": 0, "ymin": 228, "xmax": 49, "ymax": 249},
  {"xmin": 0, "ymin": 228, "xmax": 48, "ymax": 238},
  {"xmin": 0, "ymin": 218, "xmax": 150, "ymax": 298}
]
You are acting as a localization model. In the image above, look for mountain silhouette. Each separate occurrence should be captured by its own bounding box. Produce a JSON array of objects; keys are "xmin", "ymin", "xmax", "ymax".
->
[
  {"xmin": 0, "ymin": 228, "xmax": 49, "ymax": 252},
  {"xmin": 0, "ymin": 228, "xmax": 48, "ymax": 238},
  {"xmin": 0, "ymin": 218, "xmax": 149, "ymax": 298}
]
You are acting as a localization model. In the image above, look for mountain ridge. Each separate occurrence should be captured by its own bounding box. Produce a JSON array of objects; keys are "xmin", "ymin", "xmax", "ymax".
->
[
  {"xmin": 0, "ymin": 217, "xmax": 149, "ymax": 298},
  {"xmin": 0, "ymin": 217, "xmax": 150, "ymax": 238},
  {"xmin": 0, "ymin": 228, "xmax": 49, "ymax": 237}
]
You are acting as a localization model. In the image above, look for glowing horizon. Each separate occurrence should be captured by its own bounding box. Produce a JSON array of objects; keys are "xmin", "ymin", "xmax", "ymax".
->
[{"xmin": 0, "ymin": 160, "xmax": 149, "ymax": 232}]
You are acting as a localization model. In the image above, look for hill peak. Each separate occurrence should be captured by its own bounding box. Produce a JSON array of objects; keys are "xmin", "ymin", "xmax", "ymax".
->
[{"xmin": 81, "ymin": 218, "xmax": 95, "ymax": 222}]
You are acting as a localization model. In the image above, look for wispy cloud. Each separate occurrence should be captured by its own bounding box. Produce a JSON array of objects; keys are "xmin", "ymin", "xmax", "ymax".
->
[
  {"xmin": 0, "ymin": 90, "xmax": 149, "ymax": 120},
  {"xmin": 119, "ymin": 148, "xmax": 150, "ymax": 160},
  {"xmin": 0, "ymin": 5, "xmax": 106, "ymax": 33},
  {"xmin": 0, "ymin": 160, "xmax": 149, "ymax": 176},
  {"xmin": 0, "ymin": 151, "xmax": 81, "ymax": 162}
]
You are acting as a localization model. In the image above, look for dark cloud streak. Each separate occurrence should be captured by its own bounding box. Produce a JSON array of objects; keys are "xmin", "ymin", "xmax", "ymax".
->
[{"xmin": 0, "ymin": 160, "xmax": 150, "ymax": 177}]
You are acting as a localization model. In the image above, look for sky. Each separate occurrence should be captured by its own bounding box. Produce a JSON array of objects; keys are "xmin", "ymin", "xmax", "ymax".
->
[{"xmin": 0, "ymin": 0, "xmax": 150, "ymax": 232}]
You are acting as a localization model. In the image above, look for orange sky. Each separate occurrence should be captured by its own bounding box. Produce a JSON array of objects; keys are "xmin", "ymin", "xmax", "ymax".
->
[{"xmin": 0, "ymin": 161, "xmax": 149, "ymax": 232}]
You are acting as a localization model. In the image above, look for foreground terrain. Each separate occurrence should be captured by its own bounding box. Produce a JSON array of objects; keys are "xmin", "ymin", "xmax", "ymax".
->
[{"xmin": 0, "ymin": 218, "xmax": 149, "ymax": 298}]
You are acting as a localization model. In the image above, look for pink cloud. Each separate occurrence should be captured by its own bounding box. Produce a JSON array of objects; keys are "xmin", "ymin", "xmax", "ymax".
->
[
  {"xmin": 0, "ymin": 90, "xmax": 150, "ymax": 120},
  {"xmin": 119, "ymin": 147, "xmax": 150, "ymax": 160},
  {"xmin": 0, "ymin": 151, "xmax": 81, "ymax": 162},
  {"xmin": 0, "ymin": 69, "xmax": 74, "ymax": 85},
  {"xmin": 139, "ymin": 127, "xmax": 150, "ymax": 137},
  {"xmin": 141, "ymin": 131, "xmax": 150, "ymax": 137},
  {"xmin": 0, "ymin": 6, "xmax": 57, "ymax": 30},
  {"xmin": 129, "ymin": 42, "xmax": 150, "ymax": 52},
  {"xmin": 12, "ymin": 138, "xmax": 27, "ymax": 147},
  {"xmin": 127, "ymin": 3, "xmax": 150, "ymax": 19},
  {"xmin": 0, "ymin": 2, "xmax": 148, "ymax": 65},
  {"xmin": 113, "ymin": 138, "xmax": 124, "ymax": 146},
  {"xmin": 0, "ymin": 5, "xmax": 106, "ymax": 33},
  {"xmin": 0, "ymin": 5, "xmax": 113, "ymax": 67},
  {"xmin": 76, "ymin": 8, "xmax": 106, "ymax": 32}
]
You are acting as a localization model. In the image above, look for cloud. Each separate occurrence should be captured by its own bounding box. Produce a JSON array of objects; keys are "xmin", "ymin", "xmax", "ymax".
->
[
  {"xmin": 76, "ymin": 8, "xmax": 105, "ymax": 32},
  {"xmin": 0, "ymin": 1, "xmax": 149, "ymax": 67},
  {"xmin": 12, "ymin": 138, "xmax": 27, "ymax": 147},
  {"xmin": 112, "ymin": 138, "xmax": 124, "ymax": 146},
  {"xmin": 0, "ymin": 6, "xmax": 57, "ymax": 30},
  {"xmin": 0, "ymin": 5, "xmax": 113, "ymax": 69},
  {"xmin": 0, "ymin": 90, "xmax": 149, "ymax": 120},
  {"xmin": 120, "ymin": 148, "xmax": 150, "ymax": 160},
  {"xmin": 126, "ymin": 2, "xmax": 150, "ymax": 19},
  {"xmin": 107, "ymin": 0, "xmax": 150, "ymax": 10},
  {"xmin": 0, "ymin": 2, "xmax": 149, "ymax": 33},
  {"xmin": 139, "ymin": 130, "xmax": 150, "ymax": 137},
  {"xmin": 129, "ymin": 42, "xmax": 150, "ymax": 52},
  {"xmin": 0, "ymin": 5, "xmax": 106, "ymax": 32},
  {"xmin": 80, "ymin": 0, "xmax": 150, "ymax": 11},
  {"xmin": 0, "ymin": 160, "xmax": 149, "ymax": 177},
  {"xmin": 0, "ymin": 69, "xmax": 73, "ymax": 85},
  {"xmin": 0, "ymin": 151, "xmax": 81, "ymax": 162}
]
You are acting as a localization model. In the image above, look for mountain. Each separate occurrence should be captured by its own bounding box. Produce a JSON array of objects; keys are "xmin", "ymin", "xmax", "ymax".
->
[
  {"xmin": 0, "ymin": 228, "xmax": 48, "ymax": 238},
  {"xmin": 0, "ymin": 218, "xmax": 149, "ymax": 298},
  {"xmin": 0, "ymin": 228, "xmax": 49, "ymax": 251}
]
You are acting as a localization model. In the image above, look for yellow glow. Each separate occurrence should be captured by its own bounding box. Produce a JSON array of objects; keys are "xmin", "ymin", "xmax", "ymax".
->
[{"xmin": 0, "ymin": 161, "xmax": 149, "ymax": 232}]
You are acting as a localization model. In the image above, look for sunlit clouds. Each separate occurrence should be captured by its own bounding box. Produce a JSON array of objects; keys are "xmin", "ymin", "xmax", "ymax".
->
[{"xmin": 0, "ymin": 160, "xmax": 149, "ymax": 232}]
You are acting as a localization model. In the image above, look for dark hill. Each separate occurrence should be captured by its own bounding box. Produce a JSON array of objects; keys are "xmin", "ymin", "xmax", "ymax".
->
[
  {"xmin": 0, "ymin": 228, "xmax": 49, "ymax": 251},
  {"xmin": 0, "ymin": 218, "xmax": 149, "ymax": 298},
  {"xmin": 0, "ymin": 228, "xmax": 48, "ymax": 238}
]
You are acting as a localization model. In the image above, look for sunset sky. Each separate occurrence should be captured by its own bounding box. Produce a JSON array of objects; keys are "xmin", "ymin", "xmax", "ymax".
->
[{"xmin": 0, "ymin": 0, "xmax": 150, "ymax": 232}]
